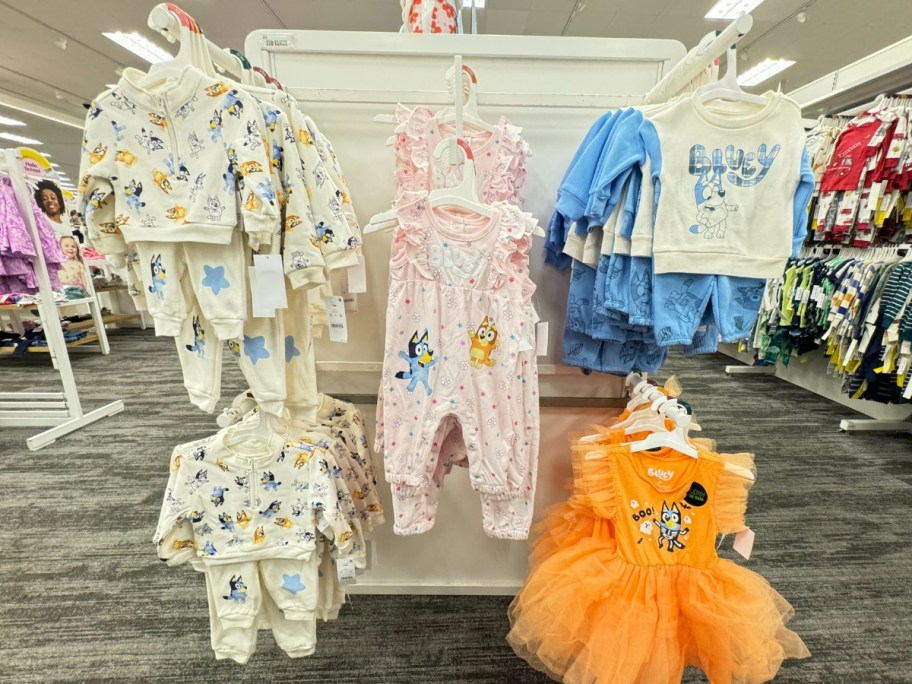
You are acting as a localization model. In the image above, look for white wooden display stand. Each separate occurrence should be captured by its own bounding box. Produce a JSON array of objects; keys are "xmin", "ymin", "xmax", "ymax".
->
[
  {"xmin": 0, "ymin": 149, "xmax": 124, "ymax": 450},
  {"xmin": 241, "ymin": 30, "xmax": 688, "ymax": 594}
]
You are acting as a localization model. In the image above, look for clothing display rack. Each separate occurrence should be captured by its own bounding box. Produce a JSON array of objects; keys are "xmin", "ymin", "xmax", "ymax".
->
[
  {"xmin": 0, "ymin": 148, "xmax": 124, "ymax": 450},
  {"xmin": 721, "ymin": 42, "xmax": 912, "ymax": 434},
  {"xmin": 242, "ymin": 21, "xmax": 750, "ymax": 593}
]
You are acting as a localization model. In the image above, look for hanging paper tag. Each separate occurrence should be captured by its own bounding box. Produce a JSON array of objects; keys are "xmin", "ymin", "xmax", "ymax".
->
[
  {"xmin": 341, "ymin": 280, "xmax": 358, "ymax": 312},
  {"xmin": 253, "ymin": 254, "xmax": 288, "ymax": 309},
  {"xmin": 346, "ymin": 255, "xmax": 367, "ymax": 294},
  {"xmin": 865, "ymin": 181, "xmax": 884, "ymax": 212},
  {"xmin": 535, "ymin": 321, "xmax": 548, "ymax": 357},
  {"xmin": 733, "ymin": 527, "xmax": 755, "ymax": 560},
  {"xmin": 324, "ymin": 295, "xmax": 348, "ymax": 343},
  {"xmin": 316, "ymin": 516, "xmax": 330, "ymax": 533},
  {"xmin": 336, "ymin": 557, "xmax": 357, "ymax": 585},
  {"xmin": 248, "ymin": 266, "xmax": 275, "ymax": 318}
]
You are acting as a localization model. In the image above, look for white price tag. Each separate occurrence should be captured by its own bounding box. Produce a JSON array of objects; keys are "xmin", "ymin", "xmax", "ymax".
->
[
  {"xmin": 866, "ymin": 181, "xmax": 884, "ymax": 213},
  {"xmin": 733, "ymin": 527, "xmax": 755, "ymax": 560},
  {"xmin": 316, "ymin": 516, "xmax": 330, "ymax": 533},
  {"xmin": 535, "ymin": 321, "xmax": 549, "ymax": 357},
  {"xmin": 346, "ymin": 255, "xmax": 367, "ymax": 294},
  {"xmin": 324, "ymin": 295, "xmax": 348, "ymax": 343},
  {"xmin": 248, "ymin": 266, "xmax": 275, "ymax": 318},
  {"xmin": 336, "ymin": 557, "xmax": 357, "ymax": 585},
  {"xmin": 253, "ymin": 254, "xmax": 287, "ymax": 310}
]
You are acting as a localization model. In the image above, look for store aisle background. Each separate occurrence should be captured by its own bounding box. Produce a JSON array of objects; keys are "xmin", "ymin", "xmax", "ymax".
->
[{"xmin": 0, "ymin": 329, "xmax": 909, "ymax": 683}]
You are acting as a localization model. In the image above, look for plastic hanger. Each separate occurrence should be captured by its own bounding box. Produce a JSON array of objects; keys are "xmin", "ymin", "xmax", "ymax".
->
[
  {"xmin": 426, "ymin": 139, "xmax": 494, "ymax": 218},
  {"xmin": 625, "ymin": 403, "xmax": 699, "ymax": 458},
  {"xmin": 693, "ymin": 46, "xmax": 769, "ymax": 107},
  {"xmin": 436, "ymin": 64, "xmax": 497, "ymax": 133},
  {"xmin": 142, "ymin": 3, "xmax": 215, "ymax": 87}
]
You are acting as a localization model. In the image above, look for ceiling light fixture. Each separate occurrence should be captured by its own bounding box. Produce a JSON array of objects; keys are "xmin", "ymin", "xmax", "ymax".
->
[
  {"xmin": 0, "ymin": 101, "xmax": 83, "ymax": 130},
  {"xmin": 737, "ymin": 58, "xmax": 796, "ymax": 86},
  {"xmin": 102, "ymin": 31, "xmax": 173, "ymax": 64},
  {"xmin": 465, "ymin": 0, "xmax": 485, "ymax": 7},
  {"xmin": 0, "ymin": 131, "xmax": 43, "ymax": 145},
  {"xmin": 0, "ymin": 114, "xmax": 26, "ymax": 126},
  {"xmin": 705, "ymin": 0, "xmax": 766, "ymax": 20}
]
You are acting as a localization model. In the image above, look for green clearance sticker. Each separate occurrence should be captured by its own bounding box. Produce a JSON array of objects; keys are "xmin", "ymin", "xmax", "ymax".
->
[{"xmin": 684, "ymin": 482, "xmax": 708, "ymax": 507}]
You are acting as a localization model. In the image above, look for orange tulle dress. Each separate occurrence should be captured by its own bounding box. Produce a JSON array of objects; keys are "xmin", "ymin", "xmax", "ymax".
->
[{"xmin": 508, "ymin": 431, "xmax": 809, "ymax": 684}]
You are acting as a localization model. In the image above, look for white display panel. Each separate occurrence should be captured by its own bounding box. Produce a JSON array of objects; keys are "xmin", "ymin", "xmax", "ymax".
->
[{"xmin": 245, "ymin": 30, "xmax": 685, "ymax": 591}]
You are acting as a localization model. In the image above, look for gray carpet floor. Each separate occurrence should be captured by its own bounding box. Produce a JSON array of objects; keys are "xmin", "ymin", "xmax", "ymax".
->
[{"xmin": 1, "ymin": 328, "xmax": 910, "ymax": 683}]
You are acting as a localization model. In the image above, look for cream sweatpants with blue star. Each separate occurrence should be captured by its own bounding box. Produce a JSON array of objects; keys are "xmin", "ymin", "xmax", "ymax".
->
[{"xmin": 200, "ymin": 555, "xmax": 321, "ymax": 664}]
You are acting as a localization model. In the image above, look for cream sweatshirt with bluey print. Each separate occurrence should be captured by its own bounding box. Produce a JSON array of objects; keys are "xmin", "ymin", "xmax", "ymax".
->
[{"xmin": 77, "ymin": 67, "xmax": 278, "ymax": 257}]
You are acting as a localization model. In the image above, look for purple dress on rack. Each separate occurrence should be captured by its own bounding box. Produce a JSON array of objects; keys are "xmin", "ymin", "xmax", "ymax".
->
[{"xmin": 0, "ymin": 176, "xmax": 65, "ymax": 294}]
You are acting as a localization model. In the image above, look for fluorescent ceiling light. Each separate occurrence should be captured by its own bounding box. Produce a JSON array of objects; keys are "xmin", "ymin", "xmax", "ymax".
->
[
  {"xmin": 43, "ymin": 153, "xmax": 52, "ymax": 158},
  {"xmin": 102, "ymin": 31, "xmax": 173, "ymax": 64},
  {"xmin": 0, "ymin": 114, "xmax": 26, "ymax": 126},
  {"xmin": 705, "ymin": 0, "xmax": 765, "ymax": 19},
  {"xmin": 0, "ymin": 131, "xmax": 43, "ymax": 145},
  {"xmin": 737, "ymin": 58, "xmax": 796, "ymax": 86},
  {"xmin": 465, "ymin": 0, "xmax": 485, "ymax": 7}
]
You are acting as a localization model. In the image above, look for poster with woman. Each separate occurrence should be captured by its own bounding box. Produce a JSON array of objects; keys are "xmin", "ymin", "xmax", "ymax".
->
[{"xmin": 33, "ymin": 179, "xmax": 88, "ymax": 290}]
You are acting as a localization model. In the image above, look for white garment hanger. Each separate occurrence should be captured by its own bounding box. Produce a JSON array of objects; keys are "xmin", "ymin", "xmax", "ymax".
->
[
  {"xmin": 626, "ymin": 402, "xmax": 699, "ymax": 458},
  {"xmin": 141, "ymin": 3, "xmax": 215, "ymax": 88},
  {"xmin": 693, "ymin": 45, "xmax": 769, "ymax": 106},
  {"xmin": 436, "ymin": 64, "xmax": 497, "ymax": 133},
  {"xmin": 426, "ymin": 139, "xmax": 494, "ymax": 218}
]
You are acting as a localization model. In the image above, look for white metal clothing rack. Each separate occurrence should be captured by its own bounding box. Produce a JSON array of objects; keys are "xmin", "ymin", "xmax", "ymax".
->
[
  {"xmin": 0, "ymin": 149, "xmax": 124, "ymax": 450},
  {"xmin": 241, "ymin": 26, "xmax": 749, "ymax": 594}
]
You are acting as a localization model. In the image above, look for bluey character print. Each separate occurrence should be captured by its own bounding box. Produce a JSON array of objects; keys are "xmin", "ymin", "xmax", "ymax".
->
[
  {"xmin": 664, "ymin": 278, "xmax": 701, "ymax": 327},
  {"xmin": 287, "ymin": 250, "xmax": 307, "ymax": 271},
  {"xmin": 175, "ymin": 95, "xmax": 198, "ymax": 120},
  {"xmin": 135, "ymin": 128, "xmax": 165, "ymax": 154},
  {"xmin": 147, "ymin": 254, "xmax": 166, "ymax": 299},
  {"xmin": 253, "ymin": 526, "xmax": 265, "ymax": 544},
  {"xmin": 653, "ymin": 501, "xmax": 689, "ymax": 553},
  {"xmin": 234, "ymin": 475, "xmax": 248, "ymax": 489},
  {"xmin": 165, "ymin": 205, "xmax": 188, "ymax": 222},
  {"xmin": 284, "ymin": 123, "xmax": 296, "ymax": 144},
  {"xmin": 227, "ymin": 339, "xmax": 241, "ymax": 358},
  {"xmin": 263, "ymin": 108, "xmax": 279, "ymax": 132},
  {"xmin": 148, "ymin": 112, "xmax": 167, "ymax": 128},
  {"xmin": 260, "ymin": 500, "xmax": 281, "ymax": 518},
  {"xmin": 218, "ymin": 512, "xmax": 235, "ymax": 532},
  {"xmin": 205, "ymin": 81, "xmax": 230, "ymax": 97},
  {"xmin": 153, "ymin": 169, "xmax": 173, "ymax": 194},
  {"xmin": 192, "ymin": 445, "xmax": 207, "ymax": 461},
  {"xmin": 284, "ymin": 215, "xmax": 302, "ymax": 233},
  {"xmin": 115, "ymin": 150, "xmax": 138, "ymax": 167},
  {"xmin": 244, "ymin": 119, "xmax": 263, "ymax": 149},
  {"xmin": 315, "ymin": 222, "xmax": 333, "ymax": 244},
  {"xmin": 239, "ymin": 160, "xmax": 263, "ymax": 176},
  {"xmin": 215, "ymin": 458, "xmax": 229, "ymax": 472},
  {"xmin": 468, "ymin": 316, "xmax": 499, "ymax": 368},
  {"xmin": 223, "ymin": 89, "xmax": 244, "ymax": 117},
  {"xmin": 313, "ymin": 165, "xmax": 327, "ymax": 187},
  {"xmin": 88, "ymin": 144, "xmax": 107, "ymax": 165},
  {"xmin": 188, "ymin": 510, "xmax": 205, "ymax": 523},
  {"xmin": 201, "ymin": 540, "xmax": 217, "ymax": 556},
  {"xmin": 185, "ymin": 315, "xmax": 205, "ymax": 358},
  {"xmin": 236, "ymin": 510, "xmax": 251, "ymax": 528},
  {"xmin": 110, "ymin": 120, "xmax": 126, "ymax": 142},
  {"xmin": 86, "ymin": 189, "xmax": 107, "ymax": 216},
  {"xmin": 690, "ymin": 184, "xmax": 739, "ymax": 239},
  {"xmin": 395, "ymin": 329, "xmax": 437, "ymax": 396},
  {"xmin": 735, "ymin": 285, "xmax": 764, "ymax": 310},
  {"xmin": 88, "ymin": 101, "xmax": 103, "ymax": 119},
  {"xmin": 188, "ymin": 172, "xmax": 207, "ymax": 203},
  {"xmin": 256, "ymin": 180, "xmax": 277, "ymax": 206},
  {"xmin": 566, "ymin": 295, "xmax": 587, "ymax": 331},
  {"xmin": 223, "ymin": 575, "xmax": 247, "ymax": 603},
  {"xmin": 261, "ymin": 472, "xmax": 281, "ymax": 491},
  {"xmin": 165, "ymin": 156, "xmax": 190, "ymax": 182},
  {"xmin": 109, "ymin": 91, "xmax": 136, "ymax": 114},
  {"xmin": 209, "ymin": 108, "xmax": 223, "ymax": 142},
  {"xmin": 270, "ymin": 140, "xmax": 284, "ymax": 172},
  {"xmin": 631, "ymin": 268, "xmax": 652, "ymax": 318},
  {"xmin": 329, "ymin": 190, "xmax": 344, "ymax": 219},
  {"xmin": 210, "ymin": 485, "xmax": 229, "ymax": 507},
  {"xmin": 185, "ymin": 468, "xmax": 208, "ymax": 493},
  {"xmin": 187, "ymin": 131, "xmax": 204, "ymax": 158},
  {"xmin": 205, "ymin": 195, "xmax": 226, "ymax": 221}
]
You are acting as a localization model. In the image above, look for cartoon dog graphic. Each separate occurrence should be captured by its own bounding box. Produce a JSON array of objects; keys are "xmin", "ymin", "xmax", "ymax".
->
[
  {"xmin": 395, "ymin": 329, "xmax": 437, "ymax": 396},
  {"xmin": 222, "ymin": 575, "xmax": 247, "ymax": 603},
  {"xmin": 123, "ymin": 180, "xmax": 145, "ymax": 211},
  {"xmin": 115, "ymin": 150, "xmax": 138, "ymax": 167},
  {"xmin": 165, "ymin": 205, "xmax": 188, "ymax": 222},
  {"xmin": 653, "ymin": 501, "xmax": 690, "ymax": 553},
  {"xmin": 468, "ymin": 316, "xmax": 499, "ymax": 368},
  {"xmin": 147, "ymin": 254, "xmax": 166, "ymax": 299},
  {"xmin": 205, "ymin": 81, "xmax": 230, "ymax": 97},
  {"xmin": 153, "ymin": 169, "xmax": 173, "ymax": 194},
  {"xmin": 185, "ymin": 315, "xmax": 205, "ymax": 358},
  {"xmin": 88, "ymin": 144, "xmax": 107, "ymax": 165}
]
